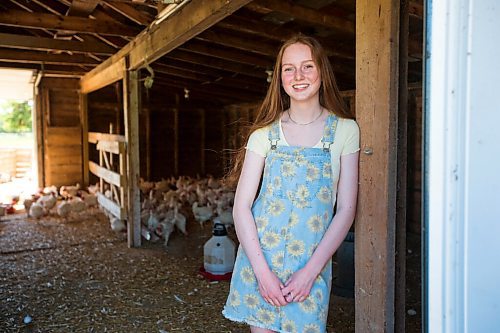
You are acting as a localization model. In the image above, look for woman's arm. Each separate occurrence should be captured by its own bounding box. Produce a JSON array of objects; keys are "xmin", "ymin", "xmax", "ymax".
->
[
  {"xmin": 282, "ymin": 151, "xmax": 359, "ymax": 302},
  {"xmin": 233, "ymin": 149, "xmax": 288, "ymax": 306}
]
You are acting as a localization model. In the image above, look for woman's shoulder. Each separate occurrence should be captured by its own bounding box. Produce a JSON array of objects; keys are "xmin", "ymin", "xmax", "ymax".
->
[
  {"xmin": 249, "ymin": 122, "xmax": 279, "ymax": 139},
  {"xmin": 335, "ymin": 117, "xmax": 359, "ymax": 135}
]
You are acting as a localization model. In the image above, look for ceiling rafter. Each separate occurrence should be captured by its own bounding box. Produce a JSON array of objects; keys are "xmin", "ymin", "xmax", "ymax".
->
[
  {"xmin": 0, "ymin": 48, "xmax": 99, "ymax": 66},
  {"xmin": 0, "ymin": 32, "xmax": 115, "ymax": 55},
  {"xmin": 67, "ymin": 0, "xmax": 100, "ymax": 17},
  {"xmin": 0, "ymin": 10, "xmax": 140, "ymax": 36},
  {"xmin": 103, "ymin": 1, "xmax": 153, "ymax": 26},
  {"xmin": 245, "ymin": 0, "xmax": 355, "ymax": 35}
]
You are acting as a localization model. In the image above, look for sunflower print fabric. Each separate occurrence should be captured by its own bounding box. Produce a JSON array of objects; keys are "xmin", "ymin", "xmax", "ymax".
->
[{"xmin": 223, "ymin": 115, "xmax": 338, "ymax": 333}]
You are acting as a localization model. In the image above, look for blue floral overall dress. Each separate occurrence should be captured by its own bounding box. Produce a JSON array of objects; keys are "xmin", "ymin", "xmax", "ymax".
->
[{"xmin": 223, "ymin": 114, "xmax": 338, "ymax": 333}]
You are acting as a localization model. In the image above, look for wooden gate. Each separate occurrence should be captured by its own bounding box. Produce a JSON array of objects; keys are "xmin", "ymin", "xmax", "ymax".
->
[{"xmin": 88, "ymin": 132, "xmax": 127, "ymax": 221}]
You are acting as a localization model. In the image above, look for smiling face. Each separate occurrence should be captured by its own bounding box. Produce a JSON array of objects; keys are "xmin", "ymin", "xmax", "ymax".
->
[{"xmin": 280, "ymin": 42, "xmax": 321, "ymax": 104}]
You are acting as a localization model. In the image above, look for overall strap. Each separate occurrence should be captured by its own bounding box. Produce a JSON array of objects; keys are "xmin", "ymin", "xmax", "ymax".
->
[
  {"xmin": 321, "ymin": 114, "xmax": 339, "ymax": 152},
  {"xmin": 268, "ymin": 120, "xmax": 280, "ymax": 150}
]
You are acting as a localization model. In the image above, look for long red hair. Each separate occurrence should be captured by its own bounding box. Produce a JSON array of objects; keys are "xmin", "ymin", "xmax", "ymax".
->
[{"xmin": 225, "ymin": 35, "xmax": 353, "ymax": 186}]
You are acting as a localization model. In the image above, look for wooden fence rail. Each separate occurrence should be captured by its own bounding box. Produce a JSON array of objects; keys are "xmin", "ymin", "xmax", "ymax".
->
[{"xmin": 0, "ymin": 148, "xmax": 32, "ymax": 181}]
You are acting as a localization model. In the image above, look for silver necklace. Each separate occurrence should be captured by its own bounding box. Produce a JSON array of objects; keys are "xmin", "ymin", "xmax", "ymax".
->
[{"xmin": 287, "ymin": 108, "xmax": 324, "ymax": 126}]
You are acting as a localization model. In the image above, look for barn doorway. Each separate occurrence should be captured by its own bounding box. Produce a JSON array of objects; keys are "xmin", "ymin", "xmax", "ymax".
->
[{"xmin": 0, "ymin": 68, "xmax": 37, "ymax": 212}]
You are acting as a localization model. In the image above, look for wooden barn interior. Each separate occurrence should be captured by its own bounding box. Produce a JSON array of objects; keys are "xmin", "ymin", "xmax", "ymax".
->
[{"xmin": 0, "ymin": 0, "xmax": 423, "ymax": 331}]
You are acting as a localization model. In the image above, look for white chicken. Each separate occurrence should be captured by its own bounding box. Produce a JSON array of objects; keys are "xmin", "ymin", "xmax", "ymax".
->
[
  {"xmin": 147, "ymin": 210, "xmax": 160, "ymax": 231},
  {"xmin": 29, "ymin": 202, "xmax": 45, "ymax": 219},
  {"xmin": 157, "ymin": 220, "xmax": 175, "ymax": 246},
  {"xmin": 192, "ymin": 202, "xmax": 213, "ymax": 227},
  {"xmin": 57, "ymin": 201, "xmax": 72, "ymax": 218},
  {"xmin": 70, "ymin": 198, "xmax": 86, "ymax": 214},
  {"xmin": 110, "ymin": 217, "xmax": 126, "ymax": 232},
  {"xmin": 216, "ymin": 204, "xmax": 234, "ymax": 229},
  {"xmin": 81, "ymin": 192, "xmax": 97, "ymax": 207},
  {"xmin": 38, "ymin": 193, "xmax": 57, "ymax": 211}
]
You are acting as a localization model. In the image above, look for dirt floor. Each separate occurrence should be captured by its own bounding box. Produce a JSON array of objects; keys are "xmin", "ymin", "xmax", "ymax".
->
[{"xmin": 0, "ymin": 208, "xmax": 421, "ymax": 333}]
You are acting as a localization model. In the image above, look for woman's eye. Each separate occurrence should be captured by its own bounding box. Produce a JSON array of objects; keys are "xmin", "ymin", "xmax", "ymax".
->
[
  {"xmin": 303, "ymin": 64, "xmax": 314, "ymax": 71},
  {"xmin": 283, "ymin": 67, "xmax": 294, "ymax": 72}
]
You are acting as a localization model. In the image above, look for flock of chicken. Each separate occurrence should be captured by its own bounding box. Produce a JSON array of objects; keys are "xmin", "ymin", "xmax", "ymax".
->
[
  {"xmin": 137, "ymin": 175, "xmax": 235, "ymax": 246},
  {"xmin": 17, "ymin": 175, "xmax": 235, "ymax": 247},
  {"xmin": 22, "ymin": 183, "xmax": 98, "ymax": 220}
]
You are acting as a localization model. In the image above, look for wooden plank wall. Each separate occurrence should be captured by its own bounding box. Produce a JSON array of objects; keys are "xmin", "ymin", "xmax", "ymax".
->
[{"xmin": 39, "ymin": 77, "xmax": 82, "ymax": 187}]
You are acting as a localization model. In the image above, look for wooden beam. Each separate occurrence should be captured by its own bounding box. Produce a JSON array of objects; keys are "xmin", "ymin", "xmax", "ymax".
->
[
  {"xmin": 123, "ymin": 67, "xmax": 141, "ymax": 247},
  {"xmin": 89, "ymin": 161, "xmax": 124, "ymax": 187},
  {"xmin": 217, "ymin": 14, "xmax": 355, "ymax": 60},
  {"xmin": 152, "ymin": 63, "xmax": 266, "ymax": 93},
  {"xmin": 0, "ymin": 10, "xmax": 139, "ymax": 37},
  {"xmin": 181, "ymin": 40, "xmax": 273, "ymax": 68},
  {"xmin": 96, "ymin": 140, "xmax": 125, "ymax": 155},
  {"xmin": 196, "ymin": 28, "xmax": 280, "ymax": 57},
  {"xmin": 0, "ymin": 61, "xmax": 89, "ymax": 75},
  {"xmin": 88, "ymin": 132, "xmax": 126, "ymax": 144},
  {"xmin": 97, "ymin": 192, "xmax": 126, "ymax": 219},
  {"xmin": 0, "ymin": 32, "xmax": 115, "ymax": 55},
  {"xmin": 84, "ymin": 0, "xmax": 253, "ymax": 81},
  {"xmin": 155, "ymin": 77, "xmax": 262, "ymax": 103},
  {"xmin": 355, "ymin": 0, "xmax": 399, "ymax": 332},
  {"xmin": 67, "ymin": 0, "xmax": 100, "ymax": 17},
  {"xmin": 80, "ymin": 92, "xmax": 89, "ymax": 187},
  {"xmin": 103, "ymin": 1, "xmax": 153, "ymax": 26},
  {"xmin": 128, "ymin": 0, "xmax": 254, "ymax": 70},
  {"xmin": 166, "ymin": 49, "xmax": 266, "ymax": 79},
  {"xmin": 80, "ymin": 57, "xmax": 126, "ymax": 94},
  {"xmin": 0, "ymin": 48, "xmax": 99, "ymax": 66},
  {"xmin": 395, "ymin": 1, "xmax": 409, "ymax": 332},
  {"xmin": 246, "ymin": 0, "xmax": 355, "ymax": 35}
]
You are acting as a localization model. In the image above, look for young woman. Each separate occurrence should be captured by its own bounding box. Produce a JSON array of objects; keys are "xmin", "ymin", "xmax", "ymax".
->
[{"xmin": 223, "ymin": 35, "xmax": 359, "ymax": 333}]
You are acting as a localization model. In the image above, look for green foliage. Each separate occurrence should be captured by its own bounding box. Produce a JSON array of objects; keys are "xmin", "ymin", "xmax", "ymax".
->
[{"xmin": 0, "ymin": 100, "xmax": 32, "ymax": 133}]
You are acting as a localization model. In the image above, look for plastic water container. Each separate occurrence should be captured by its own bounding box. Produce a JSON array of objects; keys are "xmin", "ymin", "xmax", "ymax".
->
[{"xmin": 204, "ymin": 223, "xmax": 236, "ymax": 275}]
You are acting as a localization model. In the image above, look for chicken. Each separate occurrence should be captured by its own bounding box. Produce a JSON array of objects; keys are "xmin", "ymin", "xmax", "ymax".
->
[
  {"xmin": 192, "ymin": 202, "xmax": 213, "ymax": 227},
  {"xmin": 23, "ymin": 198, "xmax": 34, "ymax": 217},
  {"xmin": 38, "ymin": 193, "xmax": 57, "ymax": 211},
  {"xmin": 216, "ymin": 205, "xmax": 234, "ymax": 229},
  {"xmin": 139, "ymin": 178, "xmax": 155, "ymax": 194},
  {"xmin": 81, "ymin": 192, "xmax": 97, "ymax": 207},
  {"xmin": 87, "ymin": 183, "xmax": 99, "ymax": 195},
  {"xmin": 60, "ymin": 183, "xmax": 81, "ymax": 199},
  {"xmin": 29, "ymin": 203, "xmax": 45, "ymax": 219},
  {"xmin": 70, "ymin": 198, "xmax": 86, "ymax": 213},
  {"xmin": 147, "ymin": 211, "xmax": 160, "ymax": 231},
  {"xmin": 171, "ymin": 204, "xmax": 187, "ymax": 235},
  {"xmin": 57, "ymin": 201, "xmax": 72, "ymax": 218},
  {"xmin": 110, "ymin": 217, "xmax": 126, "ymax": 232},
  {"xmin": 157, "ymin": 220, "xmax": 175, "ymax": 246}
]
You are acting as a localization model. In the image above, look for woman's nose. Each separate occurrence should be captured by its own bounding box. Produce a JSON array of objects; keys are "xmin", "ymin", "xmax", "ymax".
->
[{"xmin": 294, "ymin": 68, "xmax": 305, "ymax": 80}]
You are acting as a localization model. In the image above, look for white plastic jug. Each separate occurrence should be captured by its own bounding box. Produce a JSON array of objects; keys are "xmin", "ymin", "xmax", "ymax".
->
[{"xmin": 204, "ymin": 222, "xmax": 235, "ymax": 275}]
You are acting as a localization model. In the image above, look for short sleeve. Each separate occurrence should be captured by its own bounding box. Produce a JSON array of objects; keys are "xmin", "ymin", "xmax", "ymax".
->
[
  {"xmin": 246, "ymin": 127, "xmax": 270, "ymax": 157},
  {"xmin": 341, "ymin": 119, "xmax": 360, "ymax": 155}
]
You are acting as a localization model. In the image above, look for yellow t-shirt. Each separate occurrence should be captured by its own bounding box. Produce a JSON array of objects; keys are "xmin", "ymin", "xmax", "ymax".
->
[{"xmin": 246, "ymin": 117, "xmax": 360, "ymax": 206}]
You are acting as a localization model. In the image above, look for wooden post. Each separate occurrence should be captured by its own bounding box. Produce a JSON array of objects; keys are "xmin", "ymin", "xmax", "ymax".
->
[
  {"xmin": 123, "ymin": 65, "xmax": 141, "ymax": 248},
  {"xmin": 395, "ymin": 0, "xmax": 409, "ymax": 332},
  {"xmin": 355, "ymin": 0, "xmax": 400, "ymax": 332},
  {"xmin": 173, "ymin": 94, "xmax": 179, "ymax": 177},
  {"xmin": 79, "ymin": 92, "xmax": 89, "ymax": 187},
  {"xmin": 200, "ymin": 108, "xmax": 206, "ymax": 175},
  {"xmin": 145, "ymin": 106, "xmax": 151, "ymax": 180},
  {"xmin": 34, "ymin": 77, "xmax": 45, "ymax": 188}
]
